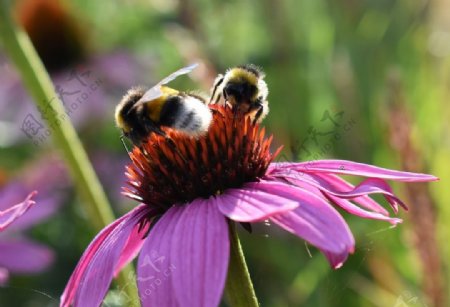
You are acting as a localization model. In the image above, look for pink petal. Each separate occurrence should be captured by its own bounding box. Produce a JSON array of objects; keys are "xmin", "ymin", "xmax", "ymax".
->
[
  {"xmin": 310, "ymin": 173, "xmax": 390, "ymax": 215},
  {"xmin": 61, "ymin": 217, "xmax": 125, "ymax": 306},
  {"xmin": 267, "ymin": 175, "xmax": 401, "ymax": 224},
  {"xmin": 302, "ymin": 176, "xmax": 407, "ymax": 213},
  {"xmin": 0, "ymin": 191, "xmax": 36, "ymax": 231},
  {"xmin": 267, "ymin": 181, "xmax": 355, "ymax": 268},
  {"xmin": 269, "ymin": 171, "xmax": 388, "ymax": 215},
  {"xmin": 324, "ymin": 195, "xmax": 402, "ymax": 225},
  {"xmin": 274, "ymin": 171, "xmax": 406, "ymax": 213},
  {"xmin": 330, "ymin": 177, "xmax": 406, "ymax": 213},
  {"xmin": 138, "ymin": 207, "xmax": 182, "ymax": 307},
  {"xmin": 61, "ymin": 204, "xmax": 149, "ymax": 307},
  {"xmin": 270, "ymin": 160, "xmax": 438, "ymax": 182},
  {"xmin": 114, "ymin": 219, "xmax": 151, "ymax": 277},
  {"xmin": 0, "ymin": 238, "xmax": 54, "ymax": 273},
  {"xmin": 138, "ymin": 200, "xmax": 229, "ymax": 307},
  {"xmin": 217, "ymin": 181, "xmax": 300, "ymax": 222},
  {"xmin": 171, "ymin": 199, "xmax": 229, "ymax": 307}
]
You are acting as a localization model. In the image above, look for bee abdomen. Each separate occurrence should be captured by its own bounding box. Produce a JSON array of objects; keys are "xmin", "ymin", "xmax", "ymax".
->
[{"xmin": 160, "ymin": 95, "xmax": 212, "ymax": 136}]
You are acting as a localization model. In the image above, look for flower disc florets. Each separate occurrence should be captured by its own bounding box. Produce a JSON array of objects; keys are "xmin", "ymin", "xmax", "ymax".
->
[{"xmin": 123, "ymin": 105, "xmax": 281, "ymax": 211}]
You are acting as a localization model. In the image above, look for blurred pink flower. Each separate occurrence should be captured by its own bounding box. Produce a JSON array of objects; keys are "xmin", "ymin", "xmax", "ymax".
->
[
  {"xmin": 0, "ymin": 189, "xmax": 55, "ymax": 286},
  {"xmin": 61, "ymin": 106, "xmax": 437, "ymax": 307},
  {"xmin": 0, "ymin": 191, "xmax": 36, "ymax": 231},
  {"xmin": 0, "ymin": 156, "xmax": 68, "ymax": 285}
]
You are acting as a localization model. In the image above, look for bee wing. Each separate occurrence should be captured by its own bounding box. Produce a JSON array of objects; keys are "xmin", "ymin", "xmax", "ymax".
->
[
  {"xmin": 135, "ymin": 86, "xmax": 164, "ymax": 106},
  {"xmin": 158, "ymin": 63, "xmax": 198, "ymax": 86},
  {"xmin": 134, "ymin": 63, "xmax": 198, "ymax": 107}
]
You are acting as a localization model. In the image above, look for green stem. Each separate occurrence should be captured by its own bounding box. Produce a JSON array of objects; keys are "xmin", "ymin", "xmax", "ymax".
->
[
  {"xmin": 225, "ymin": 221, "xmax": 259, "ymax": 307},
  {"xmin": 0, "ymin": 2, "xmax": 138, "ymax": 304}
]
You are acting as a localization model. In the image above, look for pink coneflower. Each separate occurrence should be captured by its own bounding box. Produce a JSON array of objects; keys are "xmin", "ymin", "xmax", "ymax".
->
[
  {"xmin": 0, "ymin": 181, "xmax": 60, "ymax": 286},
  {"xmin": 0, "ymin": 190, "xmax": 54, "ymax": 287},
  {"xmin": 61, "ymin": 105, "xmax": 437, "ymax": 307}
]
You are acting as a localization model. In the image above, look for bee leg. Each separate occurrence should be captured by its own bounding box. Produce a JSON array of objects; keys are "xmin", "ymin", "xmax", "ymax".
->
[
  {"xmin": 251, "ymin": 101, "xmax": 264, "ymax": 125},
  {"xmin": 232, "ymin": 103, "xmax": 241, "ymax": 123},
  {"xmin": 210, "ymin": 75, "xmax": 224, "ymax": 104}
]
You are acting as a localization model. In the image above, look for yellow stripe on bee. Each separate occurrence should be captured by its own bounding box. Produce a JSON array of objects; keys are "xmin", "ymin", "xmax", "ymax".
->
[
  {"xmin": 115, "ymin": 103, "xmax": 131, "ymax": 132},
  {"xmin": 229, "ymin": 68, "xmax": 258, "ymax": 85},
  {"xmin": 147, "ymin": 86, "xmax": 179, "ymax": 122}
]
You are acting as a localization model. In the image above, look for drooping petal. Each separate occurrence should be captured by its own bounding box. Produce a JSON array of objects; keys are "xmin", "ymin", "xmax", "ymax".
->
[
  {"xmin": 0, "ymin": 191, "xmax": 36, "ymax": 231},
  {"xmin": 138, "ymin": 200, "xmax": 229, "ymax": 307},
  {"xmin": 114, "ymin": 219, "xmax": 151, "ymax": 277},
  {"xmin": 309, "ymin": 173, "xmax": 390, "ymax": 215},
  {"xmin": 268, "ymin": 171, "xmax": 388, "ymax": 215},
  {"xmin": 322, "ymin": 177, "xmax": 406, "ymax": 213},
  {"xmin": 324, "ymin": 195, "xmax": 402, "ymax": 225},
  {"xmin": 171, "ymin": 199, "xmax": 229, "ymax": 307},
  {"xmin": 61, "ymin": 217, "xmax": 126, "ymax": 306},
  {"xmin": 269, "ymin": 160, "xmax": 438, "ymax": 182},
  {"xmin": 266, "ymin": 181, "xmax": 355, "ymax": 268},
  {"xmin": 273, "ymin": 171, "xmax": 406, "ymax": 213},
  {"xmin": 138, "ymin": 206, "xmax": 183, "ymax": 307},
  {"xmin": 267, "ymin": 175, "xmax": 402, "ymax": 224},
  {"xmin": 0, "ymin": 238, "xmax": 54, "ymax": 273},
  {"xmin": 217, "ymin": 181, "xmax": 300, "ymax": 222},
  {"xmin": 61, "ymin": 204, "xmax": 149, "ymax": 307}
]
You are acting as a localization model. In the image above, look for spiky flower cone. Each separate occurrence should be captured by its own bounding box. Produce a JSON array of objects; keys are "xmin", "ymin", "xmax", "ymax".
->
[{"xmin": 123, "ymin": 105, "xmax": 281, "ymax": 211}]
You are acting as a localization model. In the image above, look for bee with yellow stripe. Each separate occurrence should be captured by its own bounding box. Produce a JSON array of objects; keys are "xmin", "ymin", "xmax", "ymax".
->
[
  {"xmin": 210, "ymin": 64, "xmax": 269, "ymax": 124},
  {"xmin": 115, "ymin": 64, "xmax": 212, "ymax": 146}
]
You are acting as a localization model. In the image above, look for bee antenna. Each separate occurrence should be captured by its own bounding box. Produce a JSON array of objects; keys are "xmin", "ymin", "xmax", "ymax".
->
[{"xmin": 120, "ymin": 135, "xmax": 131, "ymax": 156}]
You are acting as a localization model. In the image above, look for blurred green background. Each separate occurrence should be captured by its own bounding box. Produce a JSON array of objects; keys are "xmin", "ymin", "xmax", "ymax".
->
[{"xmin": 0, "ymin": 0, "xmax": 448, "ymax": 306}]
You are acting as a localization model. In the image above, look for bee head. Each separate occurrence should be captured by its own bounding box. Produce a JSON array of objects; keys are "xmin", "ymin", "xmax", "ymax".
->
[
  {"xmin": 223, "ymin": 65, "xmax": 264, "ymax": 105},
  {"xmin": 223, "ymin": 81, "xmax": 258, "ymax": 105},
  {"xmin": 115, "ymin": 87, "xmax": 145, "ymax": 133}
]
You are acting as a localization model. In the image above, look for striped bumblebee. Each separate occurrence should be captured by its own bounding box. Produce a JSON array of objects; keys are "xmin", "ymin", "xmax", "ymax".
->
[
  {"xmin": 115, "ymin": 64, "xmax": 212, "ymax": 146},
  {"xmin": 210, "ymin": 64, "xmax": 269, "ymax": 124}
]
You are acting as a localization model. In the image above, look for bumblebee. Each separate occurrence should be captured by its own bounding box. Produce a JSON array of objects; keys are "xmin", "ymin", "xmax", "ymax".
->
[
  {"xmin": 115, "ymin": 64, "xmax": 212, "ymax": 146},
  {"xmin": 210, "ymin": 64, "xmax": 269, "ymax": 123}
]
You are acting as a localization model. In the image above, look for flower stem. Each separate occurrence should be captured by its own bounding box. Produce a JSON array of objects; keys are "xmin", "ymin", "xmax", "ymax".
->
[
  {"xmin": 225, "ymin": 221, "xmax": 259, "ymax": 307},
  {"xmin": 0, "ymin": 2, "xmax": 138, "ymax": 304}
]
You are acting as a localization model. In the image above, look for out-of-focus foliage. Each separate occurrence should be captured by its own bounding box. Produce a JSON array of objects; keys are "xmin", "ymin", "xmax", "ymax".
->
[{"xmin": 0, "ymin": 0, "xmax": 448, "ymax": 306}]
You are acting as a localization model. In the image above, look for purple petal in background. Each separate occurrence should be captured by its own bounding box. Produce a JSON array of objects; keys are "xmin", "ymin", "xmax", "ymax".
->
[
  {"xmin": 0, "ymin": 238, "xmax": 54, "ymax": 273},
  {"xmin": 0, "ymin": 155, "xmax": 67, "ymax": 230},
  {"xmin": 4, "ymin": 193, "xmax": 62, "ymax": 232},
  {"xmin": 171, "ymin": 199, "xmax": 229, "ymax": 307},
  {"xmin": 0, "ymin": 191, "xmax": 36, "ymax": 231}
]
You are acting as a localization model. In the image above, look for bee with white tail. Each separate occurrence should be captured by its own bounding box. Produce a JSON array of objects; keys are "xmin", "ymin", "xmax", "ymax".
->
[{"xmin": 115, "ymin": 64, "xmax": 212, "ymax": 146}]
